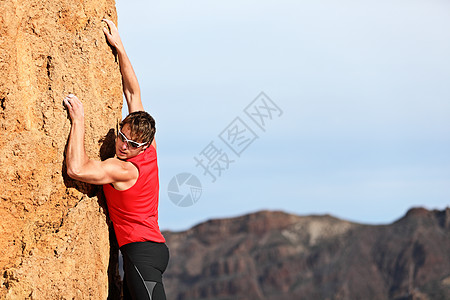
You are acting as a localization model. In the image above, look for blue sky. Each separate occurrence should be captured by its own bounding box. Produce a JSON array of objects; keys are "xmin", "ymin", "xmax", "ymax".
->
[{"xmin": 115, "ymin": 0, "xmax": 450, "ymax": 231}]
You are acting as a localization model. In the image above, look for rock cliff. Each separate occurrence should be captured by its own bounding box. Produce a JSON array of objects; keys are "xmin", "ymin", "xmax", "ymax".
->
[
  {"xmin": 0, "ymin": 0, "xmax": 122, "ymax": 298},
  {"xmin": 163, "ymin": 208, "xmax": 450, "ymax": 300}
]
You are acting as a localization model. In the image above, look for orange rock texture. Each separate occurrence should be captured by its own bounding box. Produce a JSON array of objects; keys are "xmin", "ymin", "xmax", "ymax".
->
[{"xmin": 0, "ymin": 0, "xmax": 122, "ymax": 298}]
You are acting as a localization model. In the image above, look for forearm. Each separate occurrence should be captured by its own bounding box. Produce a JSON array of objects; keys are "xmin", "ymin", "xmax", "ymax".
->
[
  {"xmin": 116, "ymin": 46, "xmax": 141, "ymax": 99},
  {"xmin": 66, "ymin": 120, "xmax": 90, "ymax": 178},
  {"xmin": 65, "ymin": 122, "xmax": 118, "ymax": 185},
  {"xmin": 103, "ymin": 19, "xmax": 143, "ymax": 112}
]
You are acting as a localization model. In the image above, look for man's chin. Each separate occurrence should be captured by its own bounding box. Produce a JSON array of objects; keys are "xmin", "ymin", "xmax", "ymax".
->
[{"xmin": 116, "ymin": 151, "xmax": 127, "ymax": 159}]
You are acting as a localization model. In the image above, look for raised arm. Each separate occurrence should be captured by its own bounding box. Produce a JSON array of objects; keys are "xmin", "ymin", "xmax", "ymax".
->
[
  {"xmin": 64, "ymin": 94, "xmax": 138, "ymax": 186},
  {"xmin": 103, "ymin": 19, "xmax": 144, "ymax": 113}
]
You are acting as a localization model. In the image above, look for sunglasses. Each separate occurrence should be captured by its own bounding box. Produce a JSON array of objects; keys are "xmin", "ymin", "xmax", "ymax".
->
[{"xmin": 117, "ymin": 129, "xmax": 147, "ymax": 149}]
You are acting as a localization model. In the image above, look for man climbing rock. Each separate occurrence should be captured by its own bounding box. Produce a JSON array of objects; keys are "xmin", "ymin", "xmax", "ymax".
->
[{"xmin": 64, "ymin": 19, "xmax": 169, "ymax": 300}]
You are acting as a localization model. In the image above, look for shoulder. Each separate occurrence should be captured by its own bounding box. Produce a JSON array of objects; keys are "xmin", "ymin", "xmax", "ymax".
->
[
  {"xmin": 140, "ymin": 142, "xmax": 157, "ymax": 159},
  {"xmin": 104, "ymin": 157, "xmax": 129, "ymax": 167},
  {"xmin": 103, "ymin": 158, "xmax": 139, "ymax": 190},
  {"xmin": 103, "ymin": 157, "xmax": 138, "ymax": 178}
]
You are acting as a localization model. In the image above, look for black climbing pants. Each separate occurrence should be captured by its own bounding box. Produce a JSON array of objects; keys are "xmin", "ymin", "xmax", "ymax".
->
[{"xmin": 121, "ymin": 241, "xmax": 169, "ymax": 300}]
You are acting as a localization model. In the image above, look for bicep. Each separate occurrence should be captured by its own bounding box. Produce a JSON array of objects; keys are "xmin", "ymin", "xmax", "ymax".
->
[
  {"xmin": 71, "ymin": 158, "xmax": 136, "ymax": 185},
  {"xmin": 125, "ymin": 92, "xmax": 145, "ymax": 113}
]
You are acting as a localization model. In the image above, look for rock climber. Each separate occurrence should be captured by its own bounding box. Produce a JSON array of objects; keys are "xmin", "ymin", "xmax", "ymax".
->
[{"xmin": 63, "ymin": 18, "xmax": 169, "ymax": 300}]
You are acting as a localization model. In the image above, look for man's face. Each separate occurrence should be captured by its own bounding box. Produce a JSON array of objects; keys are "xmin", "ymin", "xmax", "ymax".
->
[{"xmin": 115, "ymin": 124, "xmax": 147, "ymax": 160}]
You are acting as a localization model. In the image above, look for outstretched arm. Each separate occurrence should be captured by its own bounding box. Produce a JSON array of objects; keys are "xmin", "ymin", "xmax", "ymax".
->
[
  {"xmin": 102, "ymin": 19, "xmax": 144, "ymax": 113},
  {"xmin": 64, "ymin": 94, "xmax": 138, "ymax": 185}
]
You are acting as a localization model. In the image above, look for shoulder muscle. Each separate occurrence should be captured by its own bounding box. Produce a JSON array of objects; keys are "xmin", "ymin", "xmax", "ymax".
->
[
  {"xmin": 102, "ymin": 158, "xmax": 138, "ymax": 183},
  {"xmin": 71, "ymin": 158, "xmax": 138, "ymax": 186}
]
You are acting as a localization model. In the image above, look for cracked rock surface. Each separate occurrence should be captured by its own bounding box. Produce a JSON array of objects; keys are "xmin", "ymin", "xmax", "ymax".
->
[{"xmin": 0, "ymin": 0, "xmax": 122, "ymax": 298}]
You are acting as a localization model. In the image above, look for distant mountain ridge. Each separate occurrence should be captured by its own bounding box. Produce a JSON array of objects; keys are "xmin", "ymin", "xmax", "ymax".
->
[{"xmin": 163, "ymin": 207, "xmax": 450, "ymax": 300}]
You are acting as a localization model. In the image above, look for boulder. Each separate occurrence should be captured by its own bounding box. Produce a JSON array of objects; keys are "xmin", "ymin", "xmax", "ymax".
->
[{"xmin": 0, "ymin": 0, "xmax": 122, "ymax": 298}]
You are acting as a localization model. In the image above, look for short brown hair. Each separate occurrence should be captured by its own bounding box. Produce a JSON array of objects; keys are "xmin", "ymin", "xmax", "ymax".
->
[{"xmin": 119, "ymin": 111, "xmax": 156, "ymax": 144}]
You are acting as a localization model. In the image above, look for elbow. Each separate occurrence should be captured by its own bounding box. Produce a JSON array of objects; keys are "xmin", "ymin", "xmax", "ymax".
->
[
  {"xmin": 66, "ymin": 167, "xmax": 77, "ymax": 179},
  {"xmin": 66, "ymin": 166, "xmax": 82, "ymax": 180}
]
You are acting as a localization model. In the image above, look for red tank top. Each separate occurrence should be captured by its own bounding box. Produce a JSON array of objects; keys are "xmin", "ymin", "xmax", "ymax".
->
[{"xmin": 103, "ymin": 145, "xmax": 165, "ymax": 247}]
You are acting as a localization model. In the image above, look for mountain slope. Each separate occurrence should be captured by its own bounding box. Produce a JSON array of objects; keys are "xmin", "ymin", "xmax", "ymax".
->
[{"xmin": 163, "ymin": 208, "xmax": 450, "ymax": 300}]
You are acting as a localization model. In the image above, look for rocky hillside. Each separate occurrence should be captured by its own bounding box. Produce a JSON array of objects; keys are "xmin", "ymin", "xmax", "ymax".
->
[
  {"xmin": 0, "ymin": 0, "xmax": 122, "ymax": 298},
  {"xmin": 163, "ymin": 207, "xmax": 450, "ymax": 300}
]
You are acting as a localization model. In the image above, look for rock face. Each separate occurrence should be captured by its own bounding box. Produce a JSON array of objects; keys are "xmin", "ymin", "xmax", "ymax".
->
[
  {"xmin": 0, "ymin": 0, "xmax": 122, "ymax": 299},
  {"xmin": 163, "ymin": 208, "xmax": 450, "ymax": 300}
]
